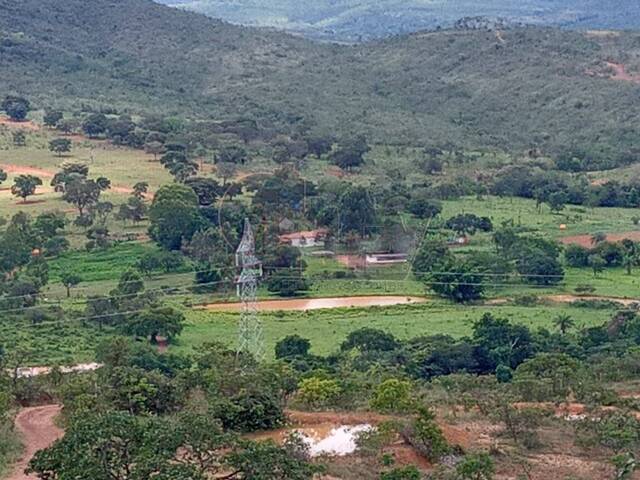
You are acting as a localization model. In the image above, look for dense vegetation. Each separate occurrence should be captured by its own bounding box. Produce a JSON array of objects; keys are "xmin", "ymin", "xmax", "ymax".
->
[{"xmin": 2, "ymin": 0, "xmax": 640, "ymax": 163}]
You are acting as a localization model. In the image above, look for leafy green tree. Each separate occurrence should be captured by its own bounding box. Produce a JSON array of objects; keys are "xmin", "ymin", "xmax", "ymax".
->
[
  {"xmin": 49, "ymin": 137, "xmax": 72, "ymax": 156},
  {"xmin": 547, "ymin": 191, "xmax": 567, "ymax": 213},
  {"xmin": 43, "ymin": 109, "xmax": 63, "ymax": 128},
  {"xmin": 331, "ymin": 135, "xmax": 369, "ymax": 170},
  {"xmin": 512, "ymin": 353, "xmax": 585, "ymax": 402},
  {"xmin": 297, "ymin": 377, "xmax": 341, "ymax": 408},
  {"xmin": 404, "ymin": 407, "xmax": 450, "ymax": 462},
  {"xmin": 516, "ymin": 247, "xmax": 564, "ymax": 285},
  {"xmin": 116, "ymin": 269, "xmax": 145, "ymax": 296},
  {"xmin": 60, "ymin": 270, "xmax": 82, "ymax": 297},
  {"xmin": 63, "ymin": 175, "xmax": 109, "ymax": 216},
  {"xmin": 338, "ymin": 185, "xmax": 376, "ymax": 235},
  {"xmin": 82, "ymin": 112, "xmax": 108, "ymax": 137},
  {"xmin": 429, "ymin": 257, "xmax": 485, "ymax": 303},
  {"xmin": 576, "ymin": 411, "xmax": 640, "ymax": 454},
  {"xmin": 216, "ymin": 145, "xmax": 249, "ymax": 165},
  {"xmin": 185, "ymin": 177, "xmax": 220, "ymax": 206},
  {"xmin": 412, "ymin": 237, "xmax": 450, "ymax": 280},
  {"xmin": 125, "ymin": 306, "xmax": 185, "ymax": 344},
  {"xmin": 455, "ymin": 453, "xmax": 495, "ymax": 480},
  {"xmin": 267, "ymin": 268, "xmax": 310, "ymax": 297},
  {"xmin": 148, "ymin": 184, "xmax": 204, "ymax": 250},
  {"xmin": 370, "ymin": 379, "xmax": 415, "ymax": 413},
  {"xmin": 445, "ymin": 213, "xmax": 493, "ymax": 236},
  {"xmin": 341, "ymin": 328, "xmax": 398, "ymax": 352},
  {"xmin": 50, "ymin": 163, "xmax": 89, "ymax": 192},
  {"xmin": 216, "ymin": 161, "xmax": 237, "ymax": 185},
  {"xmin": 116, "ymin": 196, "xmax": 148, "ymax": 224},
  {"xmin": 473, "ymin": 313, "xmax": 534, "ymax": 370},
  {"xmin": 11, "ymin": 174, "xmax": 42, "ymax": 202},
  {"xmin": 275, "ymin": 335, "xmax": 311, "ymax": 359},
  {"xmin": 2, "ymin": 95, "xmax": 30, "ymax": 121}
]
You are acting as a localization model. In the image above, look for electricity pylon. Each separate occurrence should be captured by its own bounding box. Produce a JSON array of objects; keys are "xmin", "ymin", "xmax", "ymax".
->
[{"xmin": 235, "ymin": 218, "xmax": 264, "ymax": 361}]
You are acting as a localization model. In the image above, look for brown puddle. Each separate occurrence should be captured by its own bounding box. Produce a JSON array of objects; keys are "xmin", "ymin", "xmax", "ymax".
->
[
  {"xmin": 250, "ymin": 423, "xmax": 372, "ymax": 456},
  {"xmin": 198, "ymin": 296, "xmax": 427, "ymax": 312}
]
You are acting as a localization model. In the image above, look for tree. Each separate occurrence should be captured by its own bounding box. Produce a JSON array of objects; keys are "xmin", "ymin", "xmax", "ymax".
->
[
  {"xmin": 589, "ymin": 254, "xmax": 606, "ymax": 277},
  {"xmin": 116, "ymin": 196, "xmax": 148, "ymax": 224},
  {"xmin": 160, "ymin": 150, "xmax": 198, "ymax": 182},
  {"xmin": 82, "ymin": 113, "xmax": 108, "ymax": 137},
  {"xmin": 445, "ymin": 214, "xmax": 493, "ymax": 237},
  {"xmin": 2, "ymin": 95, "xmax": 30, "ymax": 121},
  {"xmin": 553, "ymin": 314, "xmax": 575, "ymax": 335},
  {"xmin": 297, "ymin": 377, "xmax": 341, "ymax": 408},
  {"xmin": 455, "ymin": 453, "xmax": 495, "ymax": 480},
  {"xmin": 370, "ymin": 379, "xmax": 415, "ymax": 413},
  {"xmin": 267, "ymin": 269, "xmax": 310, "ymax": 297},
  {"xmin": 133, "ymin": 181, "xmax": 149, "ymax": 200},
  {"xmin": 144, "ymin": 140, "xmax": 165, "ymax": 161},
  {"xmin": 403, "ymin": 407, "xmax": 450, "ymax": 462},
  {"xmin": 148, "ymin": 184, "xmax": 203, "ymax": 250},
  {"xmin": 412, "ymin": 238, "xmax": 450, "ymax": 280},
  {"xmin": 125, "ymin": 306, "xmax": 185, "ymax": 344},
  {"xmin": 429, "ymin": 257, "xmax": 485, "ymax": 303},
  {"xmin": 516, "ymin": 247, "xmax": 564, "ymax": 285},
  {"xmin": 0, "ymin": 169, "xmax": 7, "ymax": 187},
  {"xmin": 547, "ymin": 191, "xmax": 567, "ymax": 213},
  {"xmin": 60, "ymin": 271, "xmax": 82, "ymax": 297},
  {"xmin": 216, "ymin": 145, "xmax": 248, "ymax": 165},
  {"xmin": 331, "ymin": 136, "xmax": 369, "ymax": 170},
  {"xmin": 49, "ymin": 138, "xmax": 72, "ymax": 156},
  {"xmin": 275, "ymin": 335, "xmax": 311, "ymax": 359},
  {"xmin": 11, "ymin": 174, "xmax": 42, "ymax": 202},
  {"xmin": 473, "ymin": 313, "xmax": 534, "ymax": 370},
  {"xmin": 51, "ymin": 163, "xmax": 89, "ymax": 192},
  {"xmin": 185, "ymin": 177, "xmax": 220, "ymax": 206},
  {"xmin": 116, "ymin": 269, "xmax": 145, "ymax": 296},
  {"xmin": 338, "ymin": 185, "xmax": 376, "ymax": 235},
  {"xmin": 62, "ymin": 174, "xmax": 109, "ymax": 216},
  {"xmin": 341, "ymin": 328, "xmax": 398, "ymax": 352},
  {"xmin": 43, "ymin": 109, "xmax": 63, "ymax": 128},
  {"xmin": 216, "ymin": 161, "xmax": 237, "ymax": 185}
]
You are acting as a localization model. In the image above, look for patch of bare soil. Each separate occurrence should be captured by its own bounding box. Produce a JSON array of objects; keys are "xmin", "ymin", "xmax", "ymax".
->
[
  {"xmin": 586, "ymin": 61, "xmax": 640, "ymax": 84},
  {"xmin": 0, "ymin": 117, "xmax": 40, "ymax": 131},
  {"xmin": 8, "ymin": 405, "xmax": 63, "ymax": 480},
  {"xmin": 559, "ymin": 231, "xmax": 640, "ymax": 248},
  {"xmin": 197, "ymin": 296, "xmax": 427, "ymax": 312}
]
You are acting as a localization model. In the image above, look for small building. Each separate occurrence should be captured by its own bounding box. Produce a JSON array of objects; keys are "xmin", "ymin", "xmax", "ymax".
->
[
  {"xmin": 365, "ymin": 253, "xmax": 408, "ymax": 265},
  {"xmin": 279, "ymin": 229, "xmax": 329, "ymax": 248}
]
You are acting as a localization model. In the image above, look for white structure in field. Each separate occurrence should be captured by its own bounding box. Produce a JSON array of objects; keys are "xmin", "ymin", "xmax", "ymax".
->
[{"xmin": 279, "ymin": 228, "xmax": 329, "ymax": 248}]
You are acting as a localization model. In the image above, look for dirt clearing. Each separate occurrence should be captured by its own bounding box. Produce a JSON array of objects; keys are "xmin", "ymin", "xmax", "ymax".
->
[
  {"xmin": 8, "ymin": 405, "xmax": 63, "ymax": 480},
  {"xmin": 559, "ymin": 231, "xmax": 640, "ymax": 247}
]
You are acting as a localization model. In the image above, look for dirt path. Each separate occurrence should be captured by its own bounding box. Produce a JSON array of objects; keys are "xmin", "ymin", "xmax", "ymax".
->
[
  {"xmin": 8, "ymin": 405, "xmax": 63, "ymax": 480},
  {"xmin": 487, "ymin": 293, "xmax": 639, "ymax": 307},
  {"xmin": 0, "ymin": 118, "xmax": 40, "ymax": 131},
  {"xmin": 197, "ymin": 295, "xmax": 426, "ymax": 312}
]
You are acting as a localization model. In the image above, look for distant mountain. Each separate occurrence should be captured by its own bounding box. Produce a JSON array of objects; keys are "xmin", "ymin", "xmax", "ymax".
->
[
  {"xmin": 2, "ymin": 0, "xmax": 640, "ymax": 161},
  {"xmin": 157, "ymin": 0, "xmax": 640, "ymax": 42}
]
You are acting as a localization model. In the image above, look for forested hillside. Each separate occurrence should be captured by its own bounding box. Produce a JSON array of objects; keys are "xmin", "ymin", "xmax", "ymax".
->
[
  {"xmin": 2, "ymin": 0, "xmax": 640, "ymax": 160},
  {"xmin": 160, "ymin": 0, "xmax": 640, "ymax": 42}
]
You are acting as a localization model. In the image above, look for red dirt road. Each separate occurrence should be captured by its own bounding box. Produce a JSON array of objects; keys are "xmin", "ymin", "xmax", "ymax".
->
[
  {"xmin": 0, "ymin": 118, "xmax": 40, "ymax": 131},
  {"xmin": 559, "ymin": 231, "xmax": 640, "ymax": 248},
  {"xmin": 8, "ymin": 405, "xmax": 63, "ymax": 480}
]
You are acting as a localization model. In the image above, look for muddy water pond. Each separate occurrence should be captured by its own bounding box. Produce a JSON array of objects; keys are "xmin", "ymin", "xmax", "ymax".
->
[
  {"xmin": 250, "ymin": 423, "xmax": 372, "ymax": 456},
  {"xmin": 199, "ymin": 296, "xmax": 426, "ymax": 312}
]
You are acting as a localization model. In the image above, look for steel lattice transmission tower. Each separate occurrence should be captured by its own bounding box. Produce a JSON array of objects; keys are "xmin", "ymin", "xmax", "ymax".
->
[{"xmin": 235, "ymin": 218, "xmax": 264, "ymax": 360}]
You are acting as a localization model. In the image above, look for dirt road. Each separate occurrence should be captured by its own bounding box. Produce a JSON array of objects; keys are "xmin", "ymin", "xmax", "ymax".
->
[{"xmin": 8, "ymin": 405, "xmax": 63, "ymax": 480}]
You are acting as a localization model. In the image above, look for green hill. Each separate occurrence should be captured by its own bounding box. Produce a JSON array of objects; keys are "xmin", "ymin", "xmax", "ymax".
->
[{"xmin": 2, "ymin": 0, "xmax": 640, "ymax": 160}]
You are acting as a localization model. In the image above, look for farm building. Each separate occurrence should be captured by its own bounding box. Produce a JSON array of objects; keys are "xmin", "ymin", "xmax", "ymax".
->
[
  {"xmin": 365, "ymin": 253, "xmax": 408, "ymax": 265},
  {"xmin": 279, "ymin": 229, "xmax": 329, "ymax": 248}
]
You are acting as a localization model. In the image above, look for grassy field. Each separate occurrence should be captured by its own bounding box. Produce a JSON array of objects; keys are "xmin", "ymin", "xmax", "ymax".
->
[{"xmin": 178, "ymin": 301, "xmax": 617, "ymax": 357}]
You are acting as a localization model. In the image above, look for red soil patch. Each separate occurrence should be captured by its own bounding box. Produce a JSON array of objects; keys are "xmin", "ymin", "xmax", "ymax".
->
[
  {"xmin": 0, "ymin": 117, "xmax": 40, "ymax": 131},
  {"xmin": 15, "ymin": 199, "xmax": 46, "ymax": 206},
  {"xmin": 559, "ymin": 231, "xmax": 640, "ymax": 248},
  {"xmin": 586, "ymin": 61, "xmax": 640, "ymax": 84},
  {"xmin": 1, "ymin": 164, "xmax": 54, "ymax": 178},
  {"xmin": 8, "ymin": 405, "xmax": 63, "ymax": 480}
]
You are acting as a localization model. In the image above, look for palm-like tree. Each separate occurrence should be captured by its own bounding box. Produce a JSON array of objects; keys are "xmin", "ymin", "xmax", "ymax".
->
[{"xmin": 554, "ymin": 314, "xmax": 575, "ymax": 335}]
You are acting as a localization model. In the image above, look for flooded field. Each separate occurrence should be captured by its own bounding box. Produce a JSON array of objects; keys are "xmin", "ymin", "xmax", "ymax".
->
[{"xmin": 198, "ymin": 295, "xmax": 426, "ymax": 312}]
